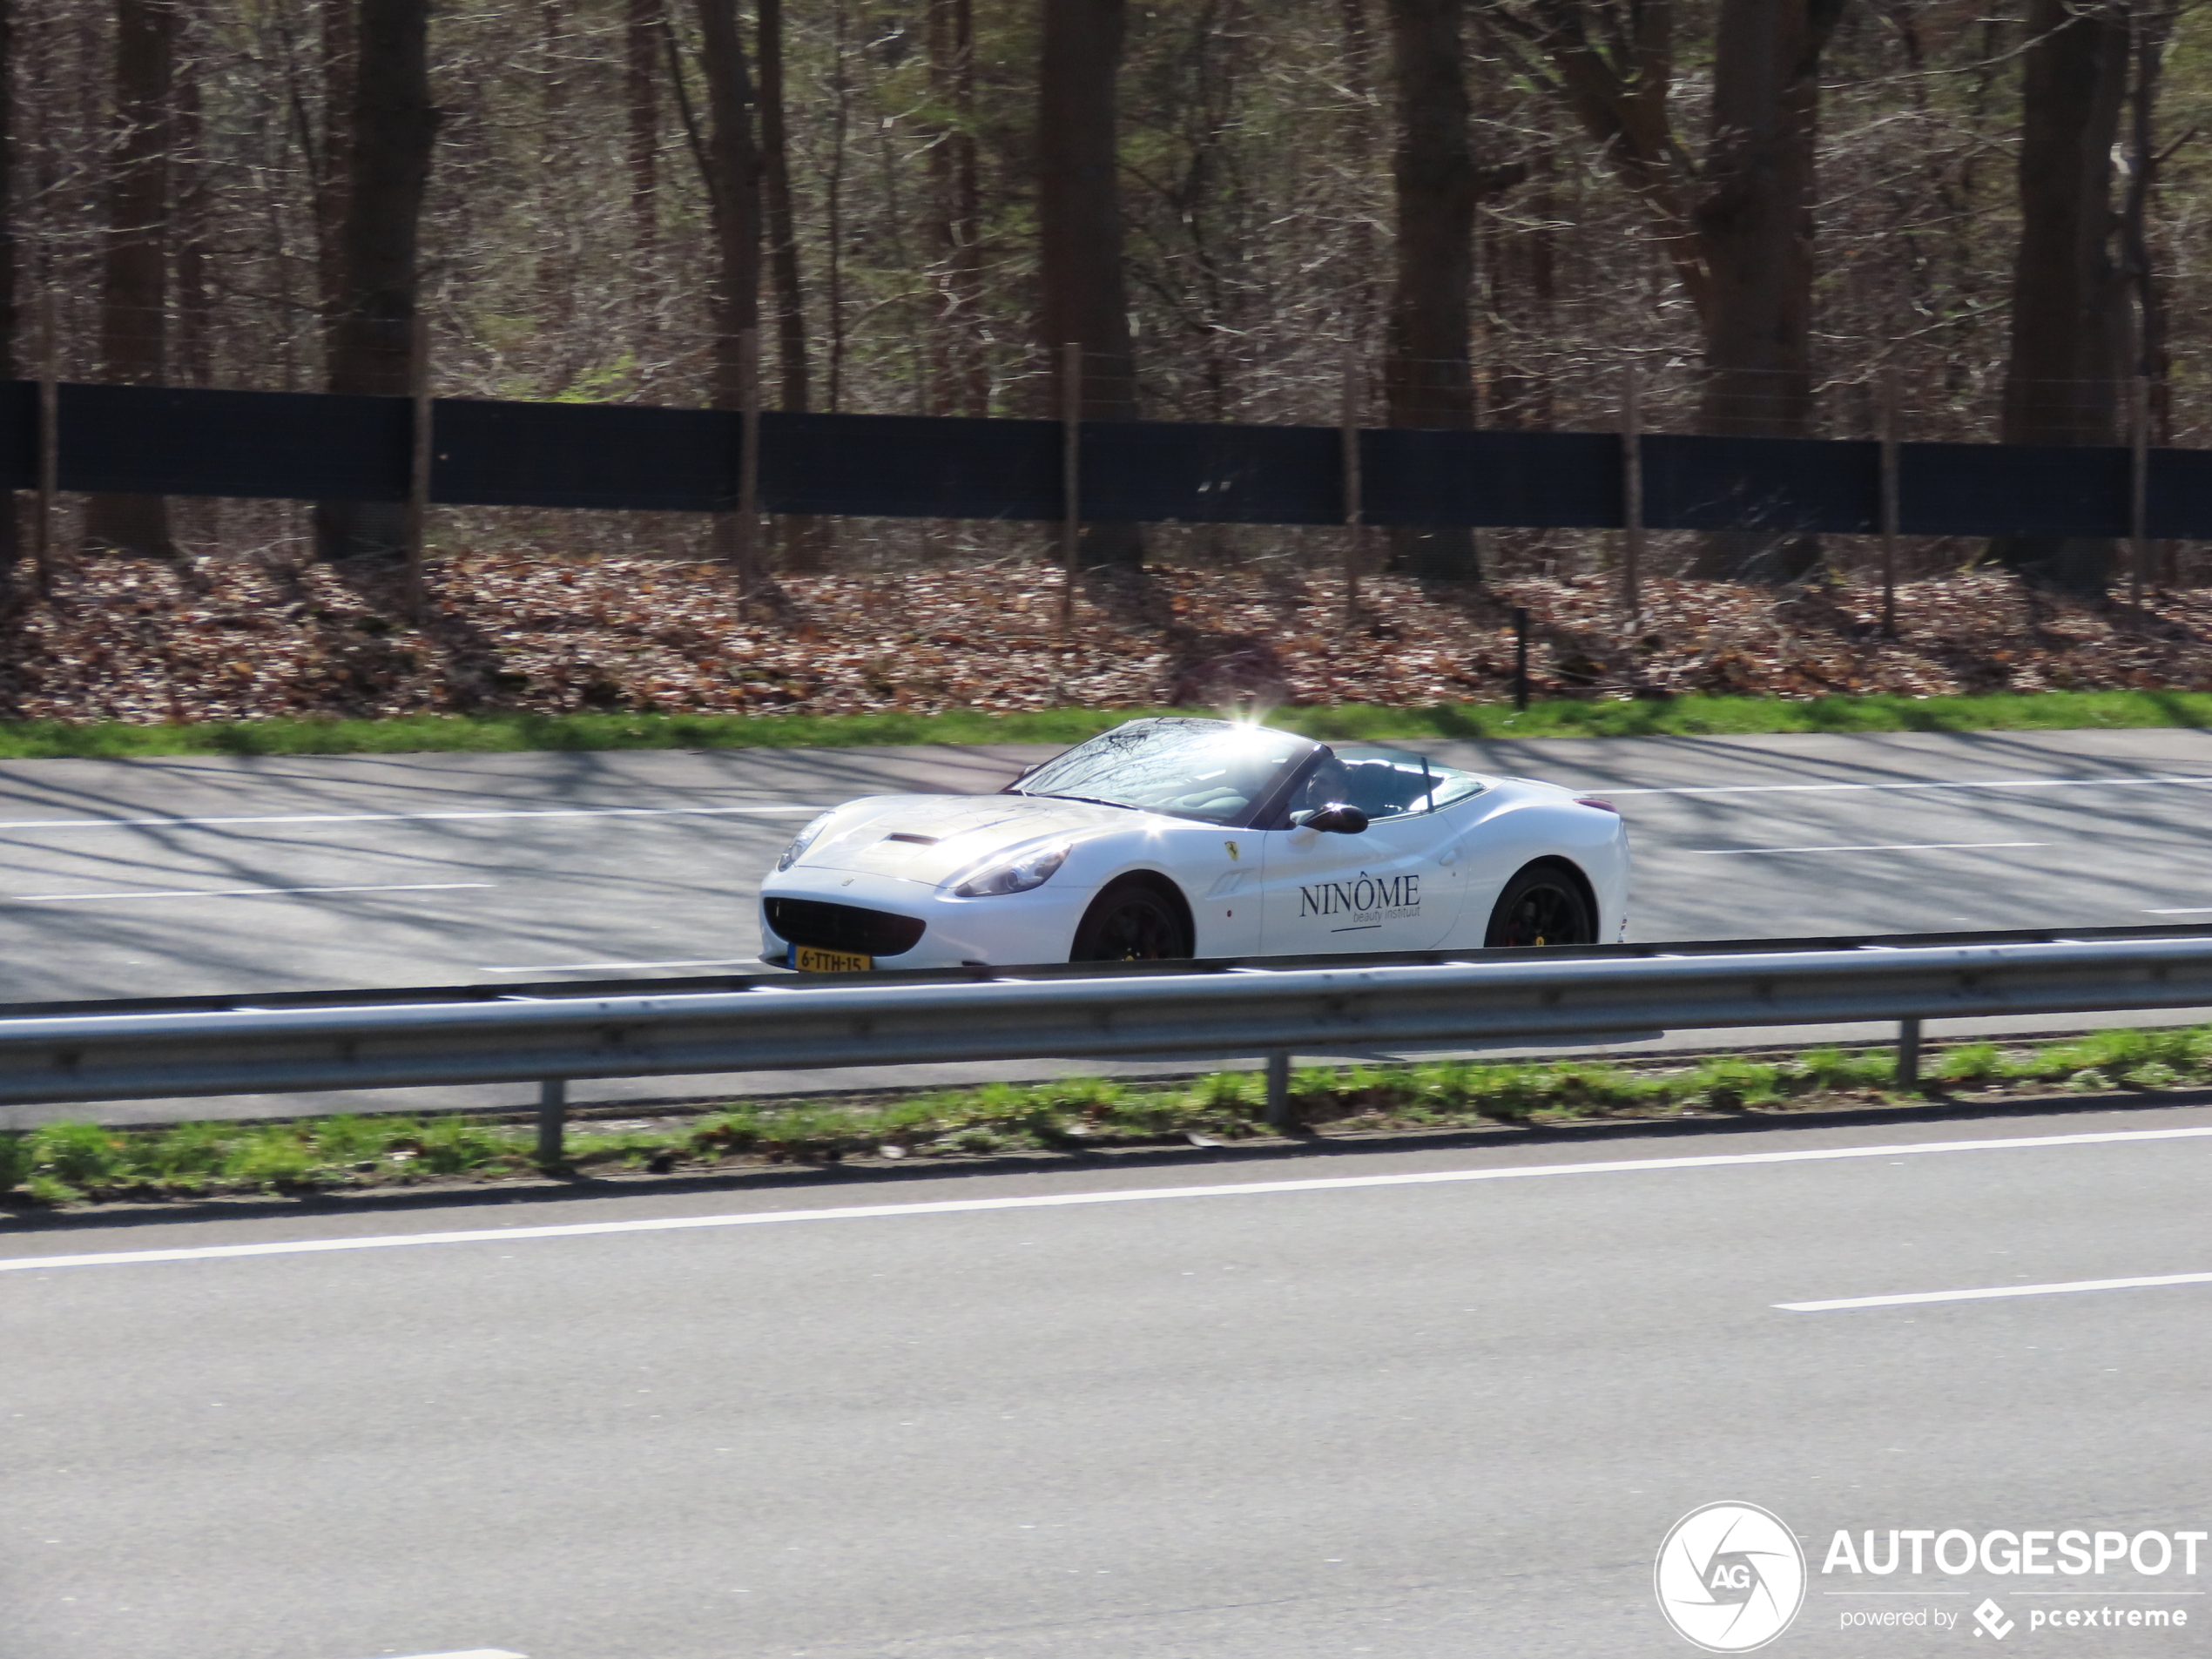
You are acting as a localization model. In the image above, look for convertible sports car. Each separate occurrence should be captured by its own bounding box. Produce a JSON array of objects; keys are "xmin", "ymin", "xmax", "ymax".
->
[{"xmin": 759, "ymin": 716, "xmax": 1630, "ymax": 971}]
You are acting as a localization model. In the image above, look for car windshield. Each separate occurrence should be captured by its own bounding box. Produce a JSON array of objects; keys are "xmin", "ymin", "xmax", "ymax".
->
[
  {"xmin": 1288, "ymin": 743, "xmax": 1491, "ymax": 821},
  {"xmin": 1013, "ymin": 718, "xmax": 1318, "ymax": 825}
]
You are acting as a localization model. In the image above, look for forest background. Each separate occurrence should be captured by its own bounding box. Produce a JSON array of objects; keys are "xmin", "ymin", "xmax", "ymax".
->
[{"xmin": 0, "ymin": 0, "xmax": 2209, "ymax": 725}]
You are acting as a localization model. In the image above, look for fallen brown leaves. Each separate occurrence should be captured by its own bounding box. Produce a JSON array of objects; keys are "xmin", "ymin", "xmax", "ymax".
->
[{"xmin": 4, "ymin": 548, "xmax": 2212, "ymax": 724}]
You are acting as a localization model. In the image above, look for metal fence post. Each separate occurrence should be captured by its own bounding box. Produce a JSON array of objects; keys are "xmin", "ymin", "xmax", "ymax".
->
[
  {"xmin": 1264, "ymin": 1051, "xmax": 1292, "ymax": 1131},
  {"xmin": 1896, "ymin": 1018, "xmax": 1922, "ymax": 1092},
  {"xmin": 403, "ymin": 308, "xmax": 432, "ymax": 620},
  {"xmin": 536, "ymin": 1078, "xmax": 568, "ymax": 1165},
  {"xmin": 1620, "ymin": 363, "xmax": 1643, "ymax": 623},
  {"xmin": 35, "ymin": 288, "xmax": 58, "ymax": 597},
  {"xmin": 1341, "ymin": 341, "xmax": 1363, "ymax": 626},
  {"xmin": 1513, "ymin": 604, "xmax": 1529, "ymax": 711},
  {"xmin": 1058, "ymin": 340, "xmax": 1082, "ymax": 637},
  {"xmin": 2131, "ymin": 375, "xmax": 2151, "ymax": 609},
  {"xmin": 738, "ymin": 326, "xmax": 763, "ymax": 613},
  {"xmin": 1878, "ymin": 368, "xmax": 1900, "ymax": 638}
]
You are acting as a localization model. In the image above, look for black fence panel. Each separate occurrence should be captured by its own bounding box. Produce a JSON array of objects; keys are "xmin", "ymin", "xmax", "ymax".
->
[
  {"xmin": 0, "ymin": 379, "xmax": 31, "ymax": 488},
  {"xmin": 435, "ymin": 398, "xmax": 732, "ymax": 511},
  {"xmin": 2148, "ymin": 448, "xmax": 2212, "ymax": 540},
  {"xmin": 8, "ymin": 380, "xmax": 2212, "ymax": 546},
  {"xmin": 1899, "ymin": 441, "xmax": 2130, "ymax": 538},
  {"xmin": 59, "ymin": 384, "xmax": 408, "ymax": 499},
  {"xmin": 1644, "ymin": 434, "xmax": 1878, "ymax": 535},
  {"xmin": 765, "ymin": 411, "xmax": 1062, "ymax": 519},
  {"xmin": 1360, "ymin": 428, "xmax": 1622, "ymax": 529},
  {"xmin": 1083, "ymin": 420, "xmax": 1343, "ymax": 524}
]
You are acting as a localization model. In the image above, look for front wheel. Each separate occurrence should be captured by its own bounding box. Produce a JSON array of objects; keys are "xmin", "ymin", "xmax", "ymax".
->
[
  {"xmin": 1484, "ymin": 863, "xmax": 1595, "ymax": 948},
  {"xmin": 1071, "ymin": 883, "xmax": 1191, "ymax": 962}
]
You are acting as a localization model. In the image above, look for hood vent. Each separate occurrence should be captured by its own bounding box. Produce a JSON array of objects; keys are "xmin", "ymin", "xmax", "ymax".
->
[{"xmin": 882, "ymin": 832, "xmax": 940, "ymax": 846}]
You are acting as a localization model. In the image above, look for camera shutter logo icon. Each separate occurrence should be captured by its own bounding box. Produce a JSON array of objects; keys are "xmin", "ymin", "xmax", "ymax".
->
[{"xmin": 1655, "ymin": 1501, "xmax": 1808, "ymax": 1652}]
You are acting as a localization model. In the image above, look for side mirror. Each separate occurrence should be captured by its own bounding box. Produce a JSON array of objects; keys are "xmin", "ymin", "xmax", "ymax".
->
[{"xmin": 1304, "ymin": 804, "xmax": 1369, "ymax": 834}]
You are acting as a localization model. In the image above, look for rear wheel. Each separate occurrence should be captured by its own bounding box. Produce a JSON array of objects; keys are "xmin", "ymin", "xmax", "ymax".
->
[
  {"xmin": 1484, "ymin": 863, "xmax": 1595, "ymax": 948},
  {"xmin": 1071, "ymin": 882, "xmax": 1191, "ymax": 962}
]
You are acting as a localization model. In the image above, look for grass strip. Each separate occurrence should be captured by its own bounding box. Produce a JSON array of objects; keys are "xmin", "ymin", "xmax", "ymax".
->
[
  {"xmin": 4, "ymin": 1025, "xmax": 2203, "ymax": 1208},
  {"xmin": 0, "ymin": 689, "xmax": 2210, "ymax": 760}
]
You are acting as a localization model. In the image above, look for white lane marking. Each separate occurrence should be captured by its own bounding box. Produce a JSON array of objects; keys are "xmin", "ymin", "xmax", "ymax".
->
[
  {"xmin": 481, "ymin": 957, "xmax": 764, "ymax": 972},
  {"xmin": 10, "ymin": 883, "xmax": 494, "ymax": 903},
  {"xmin": 1779, "ymin": 1271, "xmax": 2212, "ymax": 1313},
  {"xmin": 4, "ymin": 1124, "xmax": 2209, "ymax": 1275},
  {"xmin": 373, "ymin": 1650, "xmax": 527, "ymax": 1659},
  {"xmin": 0, "ymin": 805, "xmax": 825, "ymax": 833},
  {"xmin": 1689, "ymin": 841, "xmax": 2046, "ymax": 856},
  {"xmin": 2148, "ymin": 908, "xmax": 2212, "ymax": 914},
  {"xmin": 1610, "ymin": 774, "xmax": 2212, "ymax": 798}
]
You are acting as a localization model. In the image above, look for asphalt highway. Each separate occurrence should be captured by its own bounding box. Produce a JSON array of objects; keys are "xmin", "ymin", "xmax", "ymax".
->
[
  {"xmin": 9, "ymin": 727, "xmax": 2212, "ymax": 1124},
  {"xmin": 9, "ymin": 1104, "xmax": 2212, "ymax": 1658},
  {"xmin": 9, "ymin": 727, "xmax": 2212, "ymax": 1006}
]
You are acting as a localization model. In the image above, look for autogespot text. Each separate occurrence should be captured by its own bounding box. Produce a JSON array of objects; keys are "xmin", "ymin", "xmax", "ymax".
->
[{"xmin": 1825, "ymin": 1529, "xmax": 2202, "ymax": 1638}]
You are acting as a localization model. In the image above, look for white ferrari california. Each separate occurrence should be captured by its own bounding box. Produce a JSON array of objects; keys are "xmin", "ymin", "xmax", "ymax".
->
[{"xmin": 759, "ymin": 716, "xmax": 1629, "ymax": 971}]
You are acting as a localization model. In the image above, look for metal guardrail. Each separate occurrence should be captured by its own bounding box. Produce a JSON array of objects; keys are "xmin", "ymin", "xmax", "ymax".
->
[{"xmin": 7, "ymin": 929, "xmax": 2212, "ymax": 1156}]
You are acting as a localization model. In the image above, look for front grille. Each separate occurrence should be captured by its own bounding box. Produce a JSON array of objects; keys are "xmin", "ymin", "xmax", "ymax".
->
[{"xmin": 765, "ymin": 898, "xmax": 927, "ymax": 957}]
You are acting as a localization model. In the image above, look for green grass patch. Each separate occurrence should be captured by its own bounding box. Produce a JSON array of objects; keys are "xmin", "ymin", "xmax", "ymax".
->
[
  {"xmin": 10, "ymin": 1023, "xmax": 2209, "ymax": 1208},
  {"xmin": 0, "ymin": 688, "xmax": 2209, "ymax": 759}
]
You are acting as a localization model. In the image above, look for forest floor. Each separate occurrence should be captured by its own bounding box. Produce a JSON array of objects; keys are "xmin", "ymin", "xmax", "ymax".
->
[{"xmin": 3, "ymin": 547, "xmax": 2212, "ymax": 730}]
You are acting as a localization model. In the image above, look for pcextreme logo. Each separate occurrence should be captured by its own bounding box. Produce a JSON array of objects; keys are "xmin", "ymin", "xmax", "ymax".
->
[{"xmin": 1656, "ymin": 1502, "xmax": 1809, "ymax": 1652}]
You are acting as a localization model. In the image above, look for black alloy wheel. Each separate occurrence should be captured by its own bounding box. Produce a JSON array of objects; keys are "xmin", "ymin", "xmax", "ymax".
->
[
  {"xmin": 1484, "ymin": 865, "xmax": 1595, "ymax": 948},
  {"xmin": 1071, "ymin": 885, "xmax": 1191, "ymax": 962}
]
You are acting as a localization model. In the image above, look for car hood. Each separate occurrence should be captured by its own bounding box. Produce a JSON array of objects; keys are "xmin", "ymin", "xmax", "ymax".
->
[{"xmin": 790, "ymin": 793, "xmax": 1148, "ymax": 886}]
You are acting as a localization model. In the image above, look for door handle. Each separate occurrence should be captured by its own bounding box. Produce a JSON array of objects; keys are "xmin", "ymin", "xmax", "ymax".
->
[{"xmin": 1437, "ymin": 845, "xmax": 1461, "ymax": 868}]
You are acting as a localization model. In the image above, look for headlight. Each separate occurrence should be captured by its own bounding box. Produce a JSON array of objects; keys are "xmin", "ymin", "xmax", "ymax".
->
[
  {"xmin": 776, "ymin": 812, "xmax": 834, "ymax": 872},
  {"xmin": 950, "ymin": 840, "xmax": 1072, "ymax": 897}
]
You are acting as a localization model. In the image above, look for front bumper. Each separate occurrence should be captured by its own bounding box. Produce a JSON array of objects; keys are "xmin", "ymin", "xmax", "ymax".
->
[{"xmin": 759, "ymin": 867, "xmax": 1094, "ymax": 970}]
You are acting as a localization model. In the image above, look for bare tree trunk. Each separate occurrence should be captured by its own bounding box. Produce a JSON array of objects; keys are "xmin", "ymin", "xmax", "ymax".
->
[
  {"xmin": 759, "ymin": 0, "xmax": 824, "ymax": 569},
  {"xmin": 1339, "ymin": 0, "xmax": 1381, "ymax": 339},
  {"xmin": 926, "ymin": 0, "xmax": 984, "ymax": 416},
  {"xmin": 1992, "ymin": 0, "xmax": 2131, "ymax": 594},
  {"xmin": 691, "ymin": 0, "xmax": 760, "ymax": 401},
  {"xmin": 1038, "ymin": 0, "xmax": 1142, "ymax": 569},
  {"xmin": 825, "ymin": 0, "xmax": 851, "ymax": 412},
  {"xmin": 314, "ymin": 0, "xmax": 354, "ymax": 376},
  {"xmin": 537, "ymin": 0, "xmax": 571, "ymax": 352},
  {"xmin": 2121, "ymin": 3, "xmax": 2176, "ymax": 430},
  {"xmin": 0, "ymin": 0, "xmax": 15, "ymax": 570},
  {"xmin": 758, "ymin": 0, "xmax": 803, "ymax": 411},
  {"xmin": 625, "ymin": 0, "xmax": 660, "ymax": 294},
  {"xmin": 317, "ymin": 0, "xmax": 439, "ymax": 560},
  {"xmin": 86, "ymin": 0, "xmax": 178, "ymax": 557},
  {"xmin": 1382, "ymin": 0, "xmax": 1478, "ymax": 581},
  {"xmin": 173, "ymin": 3, "xmax": 212, "ymax": 388},
  {"xmin": 1683, "ymin": 0, "xmax": 1844, "ymax": 581},
  {"xmin": 690, "ymin": 0, "xmax": 762, "ymax": 581}
]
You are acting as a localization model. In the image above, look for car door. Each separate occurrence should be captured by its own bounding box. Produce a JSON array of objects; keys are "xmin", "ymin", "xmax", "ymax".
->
[{"xmin": 1255, "ymin": 748, "xmax": 1469, "ymax": 954}]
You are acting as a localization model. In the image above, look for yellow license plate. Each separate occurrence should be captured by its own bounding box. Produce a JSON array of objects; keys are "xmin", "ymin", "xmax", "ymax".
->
[{"xmin": 794, "ymin": 945, "xmax": 873, "ymax": 974}]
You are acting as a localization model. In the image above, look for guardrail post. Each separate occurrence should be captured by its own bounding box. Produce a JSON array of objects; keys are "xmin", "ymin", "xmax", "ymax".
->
[
  {"xmin": 536, "ymin": 1078, "xmax": 568, "ymax": 1165},
  {"xmin": 1896, "ymin": 1018, "xmax": 1922, "ymax": 1092},
  {"xmin": 1264, "ymin": 1051, "xmax": 1292, "ymax": 1131}
]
